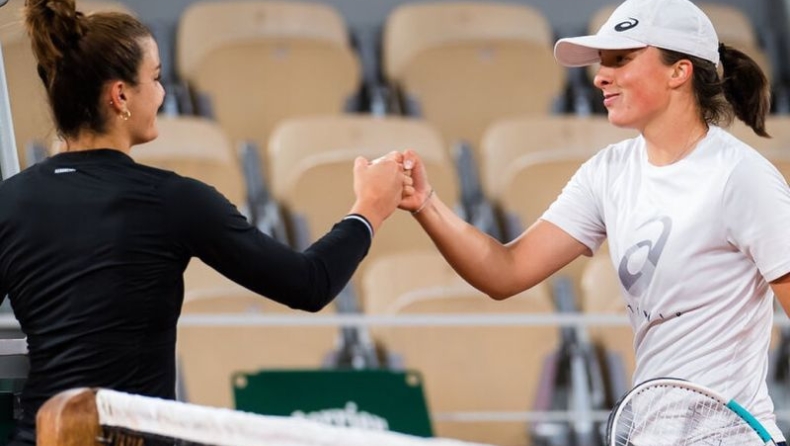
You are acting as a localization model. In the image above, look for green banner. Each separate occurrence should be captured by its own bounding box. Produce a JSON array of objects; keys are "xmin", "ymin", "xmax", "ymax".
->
[{"xmin": 233, "ymin": 369, "xmax": 433, "ymax": 437}]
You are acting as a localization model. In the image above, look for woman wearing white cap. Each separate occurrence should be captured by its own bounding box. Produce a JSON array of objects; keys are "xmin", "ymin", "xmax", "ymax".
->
[{"xmin": 400, "ymin": 0, "xmax": 790, "ymax": 441}]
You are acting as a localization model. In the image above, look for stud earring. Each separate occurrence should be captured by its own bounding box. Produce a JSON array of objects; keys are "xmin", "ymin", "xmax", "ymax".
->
[{"xmin": 120, "ymin": 110, "xmax": 131, "ymax": 121}]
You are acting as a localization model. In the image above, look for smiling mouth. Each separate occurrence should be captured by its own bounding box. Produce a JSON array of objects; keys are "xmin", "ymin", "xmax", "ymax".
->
[{"xmin": 602, "ymin": 93, "xmax": 619, "ymax": 106}]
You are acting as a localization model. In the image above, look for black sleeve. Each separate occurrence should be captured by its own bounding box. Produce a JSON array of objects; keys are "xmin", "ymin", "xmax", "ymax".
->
[{"xmin": 162, "ymin": 176, "xmax": 371, "ymax": 312}]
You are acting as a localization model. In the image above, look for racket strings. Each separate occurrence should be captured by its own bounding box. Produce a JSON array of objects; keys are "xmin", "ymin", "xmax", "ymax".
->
[{"xmin": 612, "ymin": 385, "xmax": 764, "ymax": 445}]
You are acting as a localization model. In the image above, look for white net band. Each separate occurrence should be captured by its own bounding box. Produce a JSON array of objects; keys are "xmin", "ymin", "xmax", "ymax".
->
[{"xmin": 96, "ymin": 389, "xmax": 490, "ymax": 446}]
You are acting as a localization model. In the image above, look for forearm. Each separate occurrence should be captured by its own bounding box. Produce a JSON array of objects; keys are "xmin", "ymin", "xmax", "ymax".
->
[{"xmin": 411, "ymin": 192, "xmax": 525, "ymax": 299}]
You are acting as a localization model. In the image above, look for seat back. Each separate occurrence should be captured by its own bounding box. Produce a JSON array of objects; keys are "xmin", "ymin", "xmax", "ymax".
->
[
  {"xmin": 176, "ymin": 1, "xmax": 361, "ymax": 169},
  {"xmin": 481, "ymin": 115, "xmax": 637, "ymax": 198},
  {"xmin": 384, "ymin": 2, "xmax": 554, "ymax": 79},
  {"xmin": 131, "ymin": 116, "xmax": 246, "ymax": 207},
  {"xmin": 176, "ymin": 0, "xmax": 350, "ymax": 81},
  {"xmin": 177, "ymin": 259, "xmax": 338, "ymax": 409},
  {"xmin": 362, "ymin": 250, "xmax": 558, "ymax": 445},
  {"xmin": 383, "ymin": 2, "xmax": 565, "ymax": 154}
]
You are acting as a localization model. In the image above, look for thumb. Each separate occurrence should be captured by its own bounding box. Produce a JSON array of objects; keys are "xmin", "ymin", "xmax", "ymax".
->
[
  {"xmin": 403, "ymin": 149, "xmax": 417, "ymax": 169},
  {"xmin": 354, "ymin": 156, "xmax": 368, "ymax": 173}
]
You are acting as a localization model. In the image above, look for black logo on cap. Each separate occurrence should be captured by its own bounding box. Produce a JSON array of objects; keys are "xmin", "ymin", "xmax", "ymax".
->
[{"xmin": 614, "ymin": 18, "xmax": 639, "ymax": 32}]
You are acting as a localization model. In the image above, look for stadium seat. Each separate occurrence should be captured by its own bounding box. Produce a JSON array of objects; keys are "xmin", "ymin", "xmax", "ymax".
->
[
  {"xmin": 480, "ymin": 115, "xmax": 637, "ymax": 199},
  {"xmin": 130, "ymin": 116, "xmax": 246, "ymax": 208},
  {"xmin": 382, "ymin": 1, "xmax": 566, "ymax": 160},
  {"xmin": 361, "ymin": 250, "xmax": 559, "ymax": 445},
  {"xmin": 177, "ymin": 258, "xmax": 339, "ymax": 409},
  {"xmin": 175, "ymin": 1, "xmax": 362, "ymax": 173},
  {"xmin": 266, "ymin": 114, "xmax": 459, "ymax": 299},
  {"xmin": 0, "ymin": 0, "xmax": 135, "ymax": 168}
]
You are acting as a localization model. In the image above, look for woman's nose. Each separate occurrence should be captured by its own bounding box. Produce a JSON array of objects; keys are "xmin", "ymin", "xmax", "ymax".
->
[{"xmin": 593, "ymin": 65, "xmax": 612, "ymax": 90}]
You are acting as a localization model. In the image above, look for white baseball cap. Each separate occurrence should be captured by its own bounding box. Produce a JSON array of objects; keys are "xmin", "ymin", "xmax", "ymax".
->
[{"xmin": 554, "ymin": 0, "xmax": 720, "ymax": 67}]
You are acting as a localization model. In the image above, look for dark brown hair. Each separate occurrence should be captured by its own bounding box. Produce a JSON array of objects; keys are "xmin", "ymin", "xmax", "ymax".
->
[
  {"xmin": 24, "ymin": 0, "xmax": 151, "ymax": 139},
  {"xmin": 660, "ymin": 44, "xmax": 771, "ymax": 137}
]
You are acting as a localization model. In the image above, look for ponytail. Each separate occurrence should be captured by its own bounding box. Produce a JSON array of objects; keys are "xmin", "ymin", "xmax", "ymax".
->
[
  {"xmin": 24, "ymin": 0, "xmax": 86, "ymax": 89},
  {"xmin": 661, "ymin": 44, "xmax": 771, "ymax": 138},
  {"xmin": 718, "ymin": 43, "xmax": 771, "ymax": 137}
]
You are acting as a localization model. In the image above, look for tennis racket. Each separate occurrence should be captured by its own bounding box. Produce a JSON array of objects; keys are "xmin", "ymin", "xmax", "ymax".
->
[{"xmin": 606, "ymin": 377, "xmax": 777, "ymax": 446}]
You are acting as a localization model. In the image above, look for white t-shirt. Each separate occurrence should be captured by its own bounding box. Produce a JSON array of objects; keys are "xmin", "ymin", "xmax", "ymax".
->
[{"xmin": 542, "ymin": 125, "xmax": 790, "ymax": 440}]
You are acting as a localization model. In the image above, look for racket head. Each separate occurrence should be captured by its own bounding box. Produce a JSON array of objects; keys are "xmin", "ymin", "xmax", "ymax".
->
[{"xmin": 605, "ymin": 377, "xmax": 776, "ymax": 446}]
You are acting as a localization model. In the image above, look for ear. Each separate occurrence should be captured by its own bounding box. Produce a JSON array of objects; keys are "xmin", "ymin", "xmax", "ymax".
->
[
  {"xmin": 668, "ymin": 59, "xmax": 694, "ymax": 88},
  {"xmin": 107, "ymin": 81, "xmax": 129, "ymax": 114}
]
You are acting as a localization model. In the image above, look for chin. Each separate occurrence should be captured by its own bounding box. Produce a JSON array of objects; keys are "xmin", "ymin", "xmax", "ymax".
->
[
  {"xmin": 606, "ymin": 113, "xmax": 633, "ymax": 129},
  {"xmin": 136, "ymin": 130, "xmax": 159, "ymax": 146}
]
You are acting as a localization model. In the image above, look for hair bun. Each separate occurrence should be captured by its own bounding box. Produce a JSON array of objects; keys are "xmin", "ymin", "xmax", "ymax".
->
[{"xmin": 25, "ymin": 0, "xmax": 86, "ymax": 83}]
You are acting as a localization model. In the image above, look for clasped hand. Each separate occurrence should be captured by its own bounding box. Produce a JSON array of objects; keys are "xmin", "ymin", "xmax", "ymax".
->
[{"xmin": 350, "ymin": 150, "xmax": 432, "ymax": 231}]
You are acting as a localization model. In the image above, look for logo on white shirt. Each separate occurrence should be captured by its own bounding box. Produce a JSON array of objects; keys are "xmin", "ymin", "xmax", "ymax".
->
[{"xmin": 618, "ymin": 216, "xmax": 672, "ymax": 297}]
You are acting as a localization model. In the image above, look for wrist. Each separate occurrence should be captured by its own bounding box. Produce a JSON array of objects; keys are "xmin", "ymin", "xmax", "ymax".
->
[
  {"xmin": 411, "ymin": 188, "xmax": 435, "ymax": 216},
  {"xmin": 348, "ymin": 201, "xmax": 384, "ymax": 234}
]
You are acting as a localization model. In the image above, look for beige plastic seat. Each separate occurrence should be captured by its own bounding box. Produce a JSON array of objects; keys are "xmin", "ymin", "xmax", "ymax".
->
[
  {"xmin": 382, "ymin": 2, "xmax": 566, "ymax": 158},
  {"xmin": 362, "ymin": 250, "xmax": 559, "ymax": 446},
  {"xmin": 587, "ymin": 3, "xmax": 772, "ymax": 82},
  {"xmin": 176, "ymin": 1, "xmax": 361, "ymax": 172},
  {"xmin": 177, "ymin": 258, "xmax": 338, "ymax": 409},
  {"xmin": 480, "ymin": 115, "xmax": 637, "ymax": 199},
  {"xmin": 267, "ymin": 114, "xmax": 459, "ymax": 299},
  {"xmin": 130, "ymin": 116, "xmax": 246, "ymax": 207},
  {"xmin": 0, "ymin": 0, "xmax": 135, "ymax": 168}
]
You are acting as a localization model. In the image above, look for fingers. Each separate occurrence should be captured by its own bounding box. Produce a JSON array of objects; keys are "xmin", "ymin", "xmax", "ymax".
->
[{"xmin": 369, "ymin": 151, "xmax": 404, "ymax": 167}]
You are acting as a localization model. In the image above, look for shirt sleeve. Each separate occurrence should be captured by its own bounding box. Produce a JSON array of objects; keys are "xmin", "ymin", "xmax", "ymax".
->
[
  {"xmin": 540, "ymin": 154, "xmax": 607, "ymax": 254},
  {"xmin": 162, "ymin": 176, "xmax": 371, "ymax": 311},
  {"xmin": 723, "ymin": 154, "xmax": 790, "ymax": 282}
]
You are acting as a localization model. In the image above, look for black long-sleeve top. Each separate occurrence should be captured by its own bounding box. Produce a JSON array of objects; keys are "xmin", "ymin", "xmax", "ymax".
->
[{"xmin": 0, "ymin": 149, "xmax": 371, "ymax": 444}]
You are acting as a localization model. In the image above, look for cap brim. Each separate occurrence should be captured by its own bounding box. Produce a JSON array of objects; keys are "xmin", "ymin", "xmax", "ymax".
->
[{"xmin": 554, "ymin": 34, "xmax": 648, "ymax": 67}]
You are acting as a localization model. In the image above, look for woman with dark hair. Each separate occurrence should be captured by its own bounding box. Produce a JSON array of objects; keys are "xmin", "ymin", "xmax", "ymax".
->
[
  {"xmin": 0, "ymin": 1, "xmax": 410, "ymax": 443},
  {"xmin": 400, "ymin": 0, "xmax": 790, "ymax": 443}
]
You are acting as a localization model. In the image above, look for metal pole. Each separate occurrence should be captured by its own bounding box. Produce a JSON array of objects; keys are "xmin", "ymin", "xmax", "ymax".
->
[{"xmin": 0, "ymin": 42, "xmax": 21, "ymax": 180}]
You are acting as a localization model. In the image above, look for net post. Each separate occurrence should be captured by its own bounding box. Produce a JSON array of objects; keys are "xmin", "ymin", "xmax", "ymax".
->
[{"xmin": 37, "ymin": 388, "xmax": 101, "ymax": 446}]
